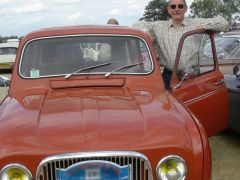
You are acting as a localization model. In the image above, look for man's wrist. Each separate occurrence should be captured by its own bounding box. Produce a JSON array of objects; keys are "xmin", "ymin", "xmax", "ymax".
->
[{"xmin": 196, "ymin": 25, "xmax": 205, "ymax": 30}]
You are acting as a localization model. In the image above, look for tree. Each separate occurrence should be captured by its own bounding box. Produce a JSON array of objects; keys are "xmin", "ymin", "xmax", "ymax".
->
[
  {"xmin": 190, "ymin": 0, "xmax": 240, "ymax": 23},
  {"xmin": 140, "ymin": 0, "xmax": 171, "ymax": 21},
  {"xmin": 0, "ymin": 36, "xmax": 19, "ymax": 43}
]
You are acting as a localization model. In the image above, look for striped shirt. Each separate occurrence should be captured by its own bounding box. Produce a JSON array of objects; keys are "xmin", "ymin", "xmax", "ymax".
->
[{"xmin": 133, "ymin": 17, "xmax": 229, "ymax": 70}]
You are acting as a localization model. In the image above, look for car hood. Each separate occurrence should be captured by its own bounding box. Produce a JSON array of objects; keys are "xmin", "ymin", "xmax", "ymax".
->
[{"xmin": 0, "ymin": 87, "xmax": 195, "ymax": 157}]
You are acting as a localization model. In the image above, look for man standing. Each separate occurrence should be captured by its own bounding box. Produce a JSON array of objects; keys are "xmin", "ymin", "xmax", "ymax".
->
[{"xmin": 133, "ymin": 0, "xmax": 229, "ymax": 89}]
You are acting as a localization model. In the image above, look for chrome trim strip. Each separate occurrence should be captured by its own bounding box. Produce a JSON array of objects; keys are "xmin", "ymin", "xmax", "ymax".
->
[
  {"xmin": 36, "ymin": 151, "xmax": 153, "ymax": 180},
  {"xmin": 18, "ymin": 34, "xmax": 154, "ymax": 79},
  {"xmin": 183, "ymin": 87, "xmax": 226, "ymax": 104},
  {"xmin": 0, "ymin": 163, "xmax": 33, "ymax": 180}
]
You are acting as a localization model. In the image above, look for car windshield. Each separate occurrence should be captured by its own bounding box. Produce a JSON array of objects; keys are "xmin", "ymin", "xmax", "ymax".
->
[{"xmin": 20, "ymin": 35, "xmax": 153, "ymax": 78}]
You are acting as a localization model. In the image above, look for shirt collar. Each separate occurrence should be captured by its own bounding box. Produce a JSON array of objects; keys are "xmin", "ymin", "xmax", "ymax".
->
[{"xmin": 168, "ymin": 18, "xmax": 188, "ymax": 28}]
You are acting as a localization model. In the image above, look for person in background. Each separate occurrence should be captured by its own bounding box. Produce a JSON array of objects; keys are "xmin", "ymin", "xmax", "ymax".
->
[
  {"xmin": 87, "ymin": 18, "xmax": 119, "ymax": 61},
  {"xmin": 107, "ymin": 18, "xmax": 119, "ymax": 25},
  {"xmin": 133, "ymin": 0, "xmax": 229, "ymax": 89},
  {"xmin": 96, "ymin": 18, "xmax": 119, "ymax": 61}
]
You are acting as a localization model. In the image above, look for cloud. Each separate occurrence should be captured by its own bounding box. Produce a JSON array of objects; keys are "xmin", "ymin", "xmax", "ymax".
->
[
  {"xmin": 0, "ymin": 0, "xmax": 151, "ymax": 36},
  {"xmin": 109, "ymin": 9, "xmax": 122, "ymax": 16},
  {"xmin": 0, "ymin": 0, "xmax": 10, "ymax": 3},
  {"xmin": 127, "ymin": 0, "xmax": 140, "ymax": 10},
  {"xmin": 48, "ymin": 0, "xmax": 83, "ymax": 5},
  {"xmin": 10, "ymin": 3, "xmax": 44, "ymax": 14},
  {"xmin": 67, "ymin": 12, "xmax": 83, "ymax": 23}
]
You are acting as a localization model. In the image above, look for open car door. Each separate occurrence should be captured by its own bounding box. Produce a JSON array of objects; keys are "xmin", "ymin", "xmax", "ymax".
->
[{"xmin": 170, "ymin": 30, "xmax": 229, "ymax": 137}]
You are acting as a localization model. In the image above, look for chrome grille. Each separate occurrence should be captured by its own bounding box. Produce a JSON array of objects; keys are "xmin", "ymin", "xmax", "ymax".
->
[{"xmin": 36, "ymin": 151, "xmax": 153, "ymax": 180}]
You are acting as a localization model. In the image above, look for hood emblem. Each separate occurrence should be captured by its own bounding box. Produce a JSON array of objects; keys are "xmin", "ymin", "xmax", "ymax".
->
[{"xmin": 56, "ymin": 160, "xmax": 130, "ymax": 180}]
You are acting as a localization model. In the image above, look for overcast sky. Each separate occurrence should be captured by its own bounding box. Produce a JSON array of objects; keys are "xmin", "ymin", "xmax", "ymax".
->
[{"xmin": 0, "ymin": 0, "xmax": 193, "ymax": 37}]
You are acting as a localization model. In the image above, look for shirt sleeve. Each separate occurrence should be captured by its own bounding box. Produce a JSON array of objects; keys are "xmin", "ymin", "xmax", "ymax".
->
[
  {"xmin": 132, "ymin": 21, "xmax": 155, "ymax": 34},
  {"xmin": 198, "ymin": 16, "xmax": 229, "ymax": 32}
]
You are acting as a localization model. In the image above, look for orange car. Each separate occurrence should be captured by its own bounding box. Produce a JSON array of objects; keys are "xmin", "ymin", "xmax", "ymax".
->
[{"xmin": 0, "ymin": 26, "xmax": 228, "ymax": 180}]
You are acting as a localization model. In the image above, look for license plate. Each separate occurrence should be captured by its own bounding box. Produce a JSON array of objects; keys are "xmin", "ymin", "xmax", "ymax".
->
[
  {"xmin": 85, "ymin": 168, "xmax": 100, "ymax": 180},
  {"xmin": 56, "ymin": 160, "xmax": 130, "ymax": 180}
]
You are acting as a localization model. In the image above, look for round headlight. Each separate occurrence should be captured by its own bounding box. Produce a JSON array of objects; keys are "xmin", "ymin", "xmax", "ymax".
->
[
  {"xmin": 0, "ymin": 164, "xmax": 32, "ymax": 180},
  {"xmin": 156, "ymin": 155, "xmax": 187, "ymax": 180}
]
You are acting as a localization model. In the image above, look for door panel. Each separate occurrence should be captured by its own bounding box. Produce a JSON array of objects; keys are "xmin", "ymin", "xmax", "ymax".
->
[{"xmin": 171, "ymin": 30, "xmax": 229, "ymax": 137}]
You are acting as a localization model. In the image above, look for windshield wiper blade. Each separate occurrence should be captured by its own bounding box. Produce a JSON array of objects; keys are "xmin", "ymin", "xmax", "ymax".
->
[
  {"xmin": 105, "ymin": 61, "xmax": 145, "ymax": 77},
  {"xmin": 65, "ymin": 62, "xmax": 111, "ymax": 79}
]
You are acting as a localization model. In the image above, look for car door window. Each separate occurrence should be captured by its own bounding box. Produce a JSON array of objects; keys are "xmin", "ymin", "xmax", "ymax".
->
[{"xmin": 177, "ymin": 33, "xmax": 215, "ymax": 80}]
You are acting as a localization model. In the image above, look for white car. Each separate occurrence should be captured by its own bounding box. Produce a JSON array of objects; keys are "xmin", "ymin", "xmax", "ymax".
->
[
  {"xmin": 202, "ymin": 32, "xmax": 240, "ymax": 75},
  {"xmin": 0, "ymin": 39, "xmax": 19, "ymax": 69}
]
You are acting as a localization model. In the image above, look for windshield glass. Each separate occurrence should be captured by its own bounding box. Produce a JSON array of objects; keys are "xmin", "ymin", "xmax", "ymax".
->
[{"xmin": 20, "ymin": 35, "xmax": 153, "ymax": 78}]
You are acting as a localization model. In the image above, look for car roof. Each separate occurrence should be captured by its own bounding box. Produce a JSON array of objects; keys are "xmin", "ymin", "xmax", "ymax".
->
[
  {"xmin": 0, "ymin": 41, "xmax": 19, "ymax": 48},
  {"xmin": 21, "ymin": 25, "xmax": 150, "ymax": 44}
]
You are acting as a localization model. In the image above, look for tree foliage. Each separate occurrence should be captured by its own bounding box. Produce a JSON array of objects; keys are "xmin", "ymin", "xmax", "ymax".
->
[
  {"xmin": 0, "ymin": 36, "xmax": 18, "ymax": 43},
  {"xmin": 140, "ymin": 0, "xmax": 171, "ymax": 21},
  {"xmin": 190, "ymin": 0, "xmax": 240, "ymax": 22}
]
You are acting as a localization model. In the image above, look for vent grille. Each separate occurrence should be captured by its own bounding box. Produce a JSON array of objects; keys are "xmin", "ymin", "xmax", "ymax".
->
[{"xmin": 36, "ymin": 151, "xmax": 153, "ymax": 180}]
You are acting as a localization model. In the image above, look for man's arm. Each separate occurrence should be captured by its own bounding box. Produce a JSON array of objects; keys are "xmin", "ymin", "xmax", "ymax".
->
[
  {"xmin": 132, "ymin": 21, "xmax": 156, "ymax": 35},
  {"xmin": 196, "ymin": 16, "xmax": 229, "ymax": 32},
  {"xmin": 133, "ymin": 20, "xmax": 166, "ymax": 67}
]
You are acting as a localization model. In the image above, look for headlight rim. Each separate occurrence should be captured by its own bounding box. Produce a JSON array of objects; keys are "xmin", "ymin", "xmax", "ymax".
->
[
  {"xmin": 0, "ymin": 163, "xmax": 32, "ymax": 180},
  {"xmin": 156, "ymin": 155, "xmax": 187, "ymax": 180}
]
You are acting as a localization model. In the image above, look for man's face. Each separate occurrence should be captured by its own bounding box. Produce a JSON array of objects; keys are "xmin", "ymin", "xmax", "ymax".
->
[{"xmin": 167, "ymin": 0, "xmax": 187, "ymax": 22}]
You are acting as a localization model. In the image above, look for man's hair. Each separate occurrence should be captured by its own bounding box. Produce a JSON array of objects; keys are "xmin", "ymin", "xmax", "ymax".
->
[
  {"xmin": 167, "ymin": 0, "xmax": 187, "ymax": 6},
  {"xmin": 107, "ymin": 18, "xmax": 119, "ymax": 25}
]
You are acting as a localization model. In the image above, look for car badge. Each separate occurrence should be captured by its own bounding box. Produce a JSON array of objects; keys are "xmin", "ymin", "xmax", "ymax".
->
[{"xmin": 56, "ymin": 160, "xmax": 131, "ymax": 180}]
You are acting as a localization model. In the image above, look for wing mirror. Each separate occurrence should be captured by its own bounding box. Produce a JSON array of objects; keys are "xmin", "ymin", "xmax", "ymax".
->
[
  {"xmin": 0, "ymin": 75, "xmax": 10, "ymax": 87},
  {"xmin": 233, "ymin": 65, "xmax": 240, "ymax": 80},
  {"xmin": 175, "ymin": 68, "xmax": 196, "ymax": 89}
]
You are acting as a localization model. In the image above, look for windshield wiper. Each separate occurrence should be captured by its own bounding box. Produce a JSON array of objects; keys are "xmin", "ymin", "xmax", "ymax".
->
[
  {"xmin": 65, "ymin": 62, "xmax": 111, "ymax": 79},
  {"xmin": 104, "ymin": 61, "xmax": 145, "ymax": 77}
]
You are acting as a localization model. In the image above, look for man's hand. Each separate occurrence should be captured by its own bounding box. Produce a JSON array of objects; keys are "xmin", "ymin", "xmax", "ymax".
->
[{"xmin": 196, "ymin": 25, "xmax": 205, "ymax": 30}]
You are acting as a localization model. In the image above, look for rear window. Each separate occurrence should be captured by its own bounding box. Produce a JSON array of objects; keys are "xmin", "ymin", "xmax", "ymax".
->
[{"xmin": 20, "ymin": 35, "xmax": 153, "ymax": 78}]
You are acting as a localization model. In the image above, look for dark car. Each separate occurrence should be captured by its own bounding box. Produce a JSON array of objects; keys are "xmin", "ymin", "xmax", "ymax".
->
[{"xmin": 225, "ymin": 65, "xmax": 240, "ymax": 133}]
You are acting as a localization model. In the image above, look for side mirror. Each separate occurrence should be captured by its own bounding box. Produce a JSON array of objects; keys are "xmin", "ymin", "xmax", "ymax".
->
[
  {"xmin": 184, "ymin": 68, "xmax": 196, "ymax": 79},
  {"xmin": 0, "ymin": 75, "xmax": 10, "ymax": 87},
  {"xmin": 233, "ymin": 65, "xmax": 240, "ymax": 80},
  {"xmin": 175, "ymin": 68, "xmax": 196, "ymax": 89}
]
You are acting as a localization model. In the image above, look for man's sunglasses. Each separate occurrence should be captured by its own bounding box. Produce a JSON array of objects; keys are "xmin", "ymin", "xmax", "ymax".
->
[{"xmin": 170, "ymin": 4, "xmax": 185, "ymax": 9}]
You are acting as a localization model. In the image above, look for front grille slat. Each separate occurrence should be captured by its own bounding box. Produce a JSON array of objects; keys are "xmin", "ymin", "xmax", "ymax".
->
[{"xmin": 36, "ymin": 151, "xmax": 153, "ymax": 180}]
